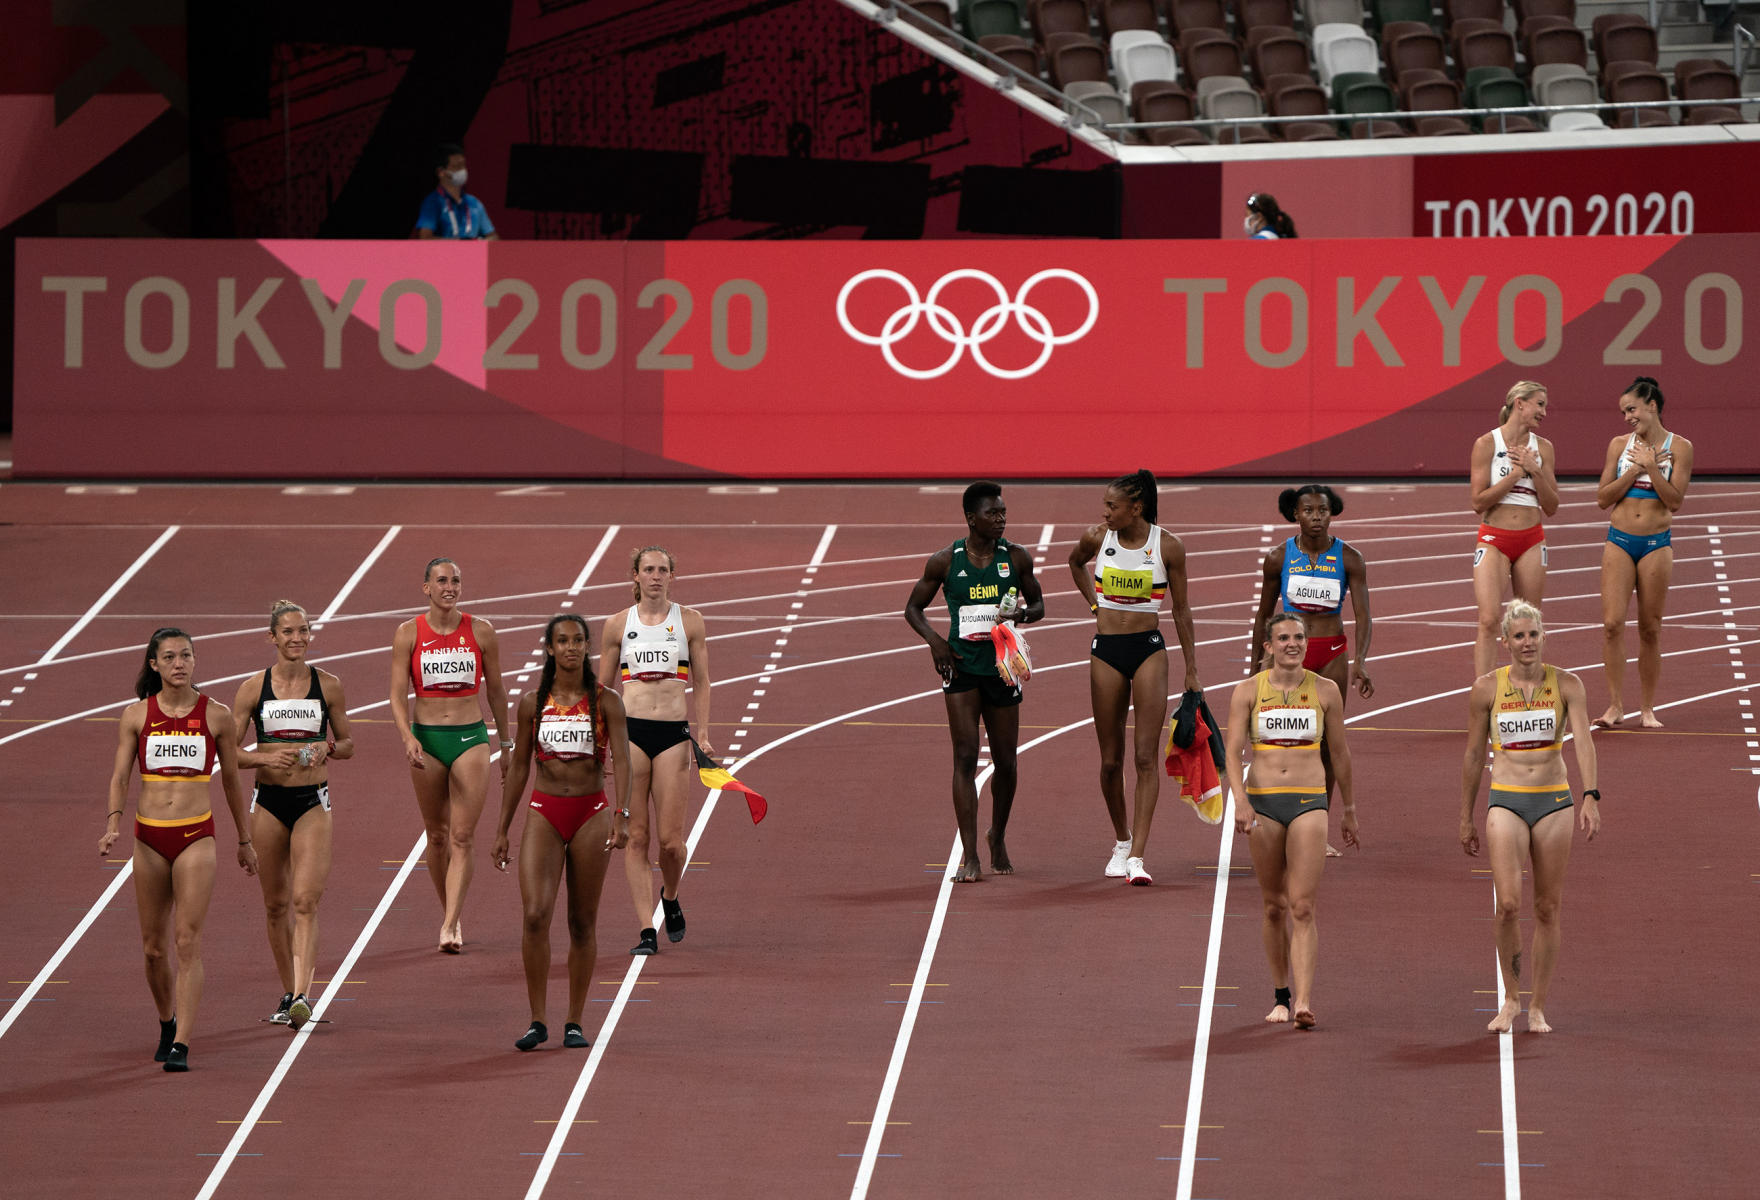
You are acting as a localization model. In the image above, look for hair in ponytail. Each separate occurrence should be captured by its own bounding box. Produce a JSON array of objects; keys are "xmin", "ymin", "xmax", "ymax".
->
[
  {"xmin": 1247, "ymin": 192, "xmax": 1297, "ymax": 238},
  {"xmin": 629, "ymin": 545, "xmax": 676, "ymax": 602},
  {"xmin": 136, "ymin": 627, "xmax": 193, "ymax": 698},
  {"xmin": 269, "ymin": 599, "xmax": 305, "ymax": 631},
  {"xmin": 1624, "ymin": 375, "xmax": 1665, "ymax": 415},
  {"xmin": 1499, "ymin": 380, "xmax": 1546, "ymax": 423},
  {"xmin": 1108, "ymin": 469, "xmax": 1159, "ymax": 525}
]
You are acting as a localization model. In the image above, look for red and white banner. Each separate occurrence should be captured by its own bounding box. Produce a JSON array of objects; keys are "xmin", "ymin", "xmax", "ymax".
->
[{"xmin": 15, "ymin": 236, "xmax": 1753, "ymax": 478}]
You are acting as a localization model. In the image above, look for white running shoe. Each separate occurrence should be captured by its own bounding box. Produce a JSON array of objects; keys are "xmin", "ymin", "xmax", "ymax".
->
[
  {"xmin": 1125, "ymin": 857, "xmax": 1152, "ymax": 886},
  {"xmin": 1105, "ymin": 840, "xmax": 1132, "ymax": 878}
]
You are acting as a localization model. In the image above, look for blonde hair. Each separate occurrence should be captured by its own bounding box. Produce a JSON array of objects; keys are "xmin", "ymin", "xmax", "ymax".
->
[
  {"xmin": 629, "ymin": 545, "xmax": 676, "ymax": 601},
  {"xmin": 1499, "ymin": 380, "xmax": 1546, "ymax": 423},
  {"xmin": 269, "ymin": 599, "xmax": 306, "ymax": 631},
  {"xmin": 1501, "ymin": 598, "xmax": 1544, "ymax": 639}
]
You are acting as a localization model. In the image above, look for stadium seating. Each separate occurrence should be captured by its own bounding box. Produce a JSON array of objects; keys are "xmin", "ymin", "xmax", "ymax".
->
[
  {"xmin": 1302, "ymin": 0, "xmax": 1366, "ymax": 28},
  {"xmin": 1067, "ymin": 79, "xmax": 1132, "ymax": 123},
  {"xmin": 906, "ymin": 1, "xmax": 956, "ymax": 29},
  {"xmin": 1113, "ymin": 29, "xmax": 1181, "ymax": 90},
  {"xmin": 1605, "ymin": 63, "xmax": 1672, "ymax": 126},
  {"xmin": 1548, "ymin": 109, "xmax": 1609, "ymax": 130},
  {"xmin": 1100, "ymin": 0, "xmax": 1161, "ymax": 36},
  {"xmin": 979, "ymin": 34, "xmax": 1043, "ymax": 76},
  {"xmin": 1270, "ymin": 78, "xmax": 1343, "ymax": 138},
  {"xmin": 1045, "ymin": 31, "xmax": 1111, "ymax": 85},
  {"xmin": 1373, "ymin": 0, "xmax": 1435, "ymax": 30},
  {"xmin": 1513, "ymin": 0, "xmax": 1574, "ymax": 24},
  {"xmin": 1239, "ymin": 0, "xmax": 1301, "ymax": 36},
  {"xmin": 1402, "ymin": 69, "xmax": 1475, "ymax": 134},
  {"xmin": 1526, "ymin": 22, "xmax": 1587, "ymax": 70},
  {"xmin": 1031, "ymin": 0, "xmax": 1093, "ymax": 41},
  {"xmin": 1169, "ymin": 0, "xmax": 1229, "ymax": 35},
  {"xmin": 1386, "ymin": 29, "xmax": 1448, "ymax": 81},
  {"xmin": 1313, "ymin": 23, "xmax": 1380, "ymax": 90},
  {"xmin": 1251, "ymin": 31, "xmax": 1314, "ymax": 84},
  {"xmin": 965, "ymin": 0, "xmax": 1029, "ymax": 40},
  {"xmin": 1181, "ymin": 28, "xmax": 1247, "ymax": 81},
  {"xmin": 1472, "ymin": 75, "xmax": 1540, "ymax": 131}
]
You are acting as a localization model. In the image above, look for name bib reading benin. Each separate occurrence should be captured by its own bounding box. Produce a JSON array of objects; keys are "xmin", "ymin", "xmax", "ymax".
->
[
  {"xmin": 1255, "ymin": 707, "xmax": 1318, "ymax": 745},
  {"xmin": 260, "ymin": 699, "xmax": 323, "ymax": 740},
  {"xmin": 958, "ymin": 604, "xmax": 1000, "ymax": 641},
  {"xmin": 143, "ymin": 732, "xmax": 206, "ymax": 775},
  {"xmin": 419, "ymin": 646, "xmax": 477, "ymax": 691},
  {"xmin": 538, "ymin": 714, "xmax": 596, "ymax": 759},
  {"xmin": 1099, "ymin": 566, "xmax": 1154, "ymax": 602},
  {"xmin": 1497, "ymin": 709, "xmax": 1558, "ymax": 749},
  {"xmin": 1286, "ymin": 574, "xmax": 1344, "ymax": 611}
]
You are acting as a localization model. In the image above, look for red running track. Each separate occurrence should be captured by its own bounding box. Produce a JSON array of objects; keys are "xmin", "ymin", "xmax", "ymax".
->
[{"xmin": 2, "ymin": 481, "xmax": 1758, "ymax": 1199}]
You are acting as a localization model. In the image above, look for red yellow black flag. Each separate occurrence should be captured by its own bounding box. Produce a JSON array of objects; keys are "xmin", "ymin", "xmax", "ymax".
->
[{"xmin": 693, "ymin": 740, "xmax": 767, "ymax": 824}]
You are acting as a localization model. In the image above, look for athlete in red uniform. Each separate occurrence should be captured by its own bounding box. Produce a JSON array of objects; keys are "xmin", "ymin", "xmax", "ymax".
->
[{"xmin": 101, "ymin": 628, "xmax": 256, "ymax": 1071}]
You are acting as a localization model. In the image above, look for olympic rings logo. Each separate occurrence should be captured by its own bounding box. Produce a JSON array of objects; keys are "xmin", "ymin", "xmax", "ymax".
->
[{"xmin": 835, "ymin": 268, "xmax": 1099, "ymax": 380}]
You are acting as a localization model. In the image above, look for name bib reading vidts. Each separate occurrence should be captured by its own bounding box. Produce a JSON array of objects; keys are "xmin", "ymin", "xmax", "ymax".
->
[
  {"xmin": 419, "ymin": 646, "xmax": 478, "ymax": 691},
  {"xmin": 1255, "ymin": 707, "xmax": 1318, "ymax": 745},
  {"xmin": 538, "ymin": 714, "xmax": 596, "ymax": 759},
  {"xmin": 1497, "ymin": 709, "xmax": 1558, "ymax": 750}
]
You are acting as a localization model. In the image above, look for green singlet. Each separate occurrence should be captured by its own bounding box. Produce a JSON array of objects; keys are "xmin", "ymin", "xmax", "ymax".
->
[{"xmin": 943, "ymin": 537, "xmax": 1017, "ymax": 678}]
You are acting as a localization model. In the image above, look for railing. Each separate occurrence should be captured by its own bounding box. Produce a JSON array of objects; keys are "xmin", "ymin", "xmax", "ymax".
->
[{"xmin": 1738, "ymin": 21, "xmax": 1756, "ymax": 76}]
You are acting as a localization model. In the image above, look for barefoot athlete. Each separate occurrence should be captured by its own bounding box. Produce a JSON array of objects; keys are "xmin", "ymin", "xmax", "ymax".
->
[
  {"xmin": 1223, "ymin": 613, "xmax": 1357, "ymax": 1031},
  {"xmin": 388, "ymin": 557, "xmax": 512, "ymax": 953},
  {"xmin": 1460, "ymin": 599, "xmax": 1600, "ymax": 1035},
  {"xmin": 904, "ymin": 481, "xmax": 1045, "ymax": 882}
]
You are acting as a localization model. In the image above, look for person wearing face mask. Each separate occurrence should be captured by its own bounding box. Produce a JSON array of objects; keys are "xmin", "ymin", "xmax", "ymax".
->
[
  {"xmin": 414, "ymin": 142, "xmax": 498, "ymax": 240},
  {"xmin": 1244, "ymin": 192, "xmax": 1297, "ymax": 239}
]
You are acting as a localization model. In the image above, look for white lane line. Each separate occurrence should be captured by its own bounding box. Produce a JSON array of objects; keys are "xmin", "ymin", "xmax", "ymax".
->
[
  {"xmin": 1175, "ymin": 789, "xmax": 1238, "ymax": 1200},
  {"xmin": 38, "ymin": 526, "xmax": 179, "ymax": 664},
  {"xmin": 567, "ymin": 527, "xmax": 620, "ymax": 596},
  {"xmin": 193, "ymin": 833, "xmax": 427, "ymax": 1200},
  {"xmin": 314, "ymin": 526, "xmax": 400, "ymax": 626},
  {"xmin": 811, "ymin": 524, "xmax": 839, "ymax": 568},
  {"xmin": 1496, "ymin": 935, "xmax": 1522, "ymax": 1198},
  {"xmin": 0, "ymin": 860, "xmax": 134, "ymax": 1042}
]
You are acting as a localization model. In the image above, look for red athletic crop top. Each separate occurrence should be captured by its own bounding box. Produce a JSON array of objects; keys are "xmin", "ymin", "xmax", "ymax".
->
[
  {"xmin": 410, "ymin": 613, "xmax": 484, "ymax": 698},
  {"xmin": 138, "ymin": 693, "xmax": 219, "ymax": 782}
]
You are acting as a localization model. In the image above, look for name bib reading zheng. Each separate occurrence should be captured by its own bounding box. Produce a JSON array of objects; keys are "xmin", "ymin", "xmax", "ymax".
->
[
  {"xmin": 958, "ymin": 604, "xmax": 1000, "ymax": 640},
  {"xmin": 1099, "ymin": 566, "xmax": 1154, "ymax": 602},
  {"xmin": 144, "ymin": 732, "xmax": 206, "ymax": 775},
  {"xmin": 1497, "ymin": 709, "xmax": 1557, "ymax": 749},
  {"xmin": 1255, "ymin": 707, "xmax": 1318, "ymax": 745},
  {"xmin": 538, "ymin": 714, "xmax": 596, "ymax": 759},
  {"xmin": 419, "ymin": 646, "xmax": 478, "ymax": 691},
  {"xmin": 260, "ymin": 699, "xmax": 323, "ymax": 740},
  {"xmin": 1286, "ymin": 574, "xmax": 1343, "ymax": 611}
]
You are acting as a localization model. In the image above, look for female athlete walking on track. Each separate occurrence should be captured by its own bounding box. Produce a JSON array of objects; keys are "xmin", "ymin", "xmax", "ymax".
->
[
  {"xmin": 1595, "ymin": 376, "xmax": 1693, "ymax": 729},
  {"xmin": 1461, "ymin": 599, "xmax": 1599, "ymax": 1034},
  {"xmin": 1224, "ymin": 613, "xmax": 1356, "ymax": 1030},
  {"xmin": 493, "ymin": 614, "xmax": 632, "ymax": 1051},
  {"xmin": 1068, "ymin": 469, "xmax": 1201, "ymax": 885},
  {"xmin": 597, "ymin": 546, "xmax": 711, "ymax": 956},
  {"xmin": 1469, "ymin": 381, "xmax": 1558, "ymax": 677},
  {"xmin": 232, "ymin": 601, "xmax": 354, "ymax": 1030},
  {"xmin": 101, "ymin": 628, "xmax": 257, "ymax": 1072},
  {"xmin": 389, "ymin": 557, "xmax": 511, "ymax": 953},
  {"xmin": 1249, "ymin": 484, "xmax": 1372, "ymax": 857}
]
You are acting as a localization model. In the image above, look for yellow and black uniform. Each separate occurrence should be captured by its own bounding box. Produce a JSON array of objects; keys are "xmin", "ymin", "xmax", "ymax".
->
[
  {"xmin": 1486, "ymin": 665, "xmax": 1574, "ymax": 827},
  {"xmin": 943, "ymin": 537, "xmax": 1021, "ymax": 706},
  {"xmin": 1245, "ymin": 669, "xmax": 1328, "ymax": 826}
]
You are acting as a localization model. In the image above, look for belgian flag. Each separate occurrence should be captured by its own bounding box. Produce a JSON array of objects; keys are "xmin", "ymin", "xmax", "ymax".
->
[{"xmin": 693, "ymin": 740, "xmax": 767, "ymax": 824}]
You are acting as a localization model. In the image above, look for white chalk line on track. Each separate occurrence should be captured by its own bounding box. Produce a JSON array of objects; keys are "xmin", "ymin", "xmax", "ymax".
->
[
  {"xmin": 314, "ymin": 526, "xmax": 400, "ymax": 626},
  {"xmin": 37, "ymin": 525, "xmax": 178, "ymax": 664}
]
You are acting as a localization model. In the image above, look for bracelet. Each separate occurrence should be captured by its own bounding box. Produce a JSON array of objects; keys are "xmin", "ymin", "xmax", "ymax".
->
[
  {"xmin": 499, "ymin": 739, "xmax": 514, "ymax": 748},
  {"xmin": 1582, "ymin": 788, "xmax": 1601, "ymax": 801},
  {"xmin": 107, "ymin": 809, "xmax": 123, "ymax": 818},
  {"xmin": 239, "ymin": 839, "xmax": 253, "ymax": 846},
  {"xmin": 1089, "ymin": 602, "xmax": 1099, "ymax": 613}
]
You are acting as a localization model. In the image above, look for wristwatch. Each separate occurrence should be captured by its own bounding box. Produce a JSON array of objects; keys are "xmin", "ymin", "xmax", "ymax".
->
[
  {"xmin": 1582, "ymin": 788, "xmax": 1601, "ymax": 801},
  {"xmin": 615, "ymin": 807, "xmax": 631, "ymax": 819}
]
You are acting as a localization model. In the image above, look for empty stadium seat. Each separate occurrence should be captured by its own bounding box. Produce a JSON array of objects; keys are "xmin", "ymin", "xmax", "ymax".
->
[
  {"xmin": 1387, "ymin": 30, "xmax": 1447, "ymax": 80},
  {"xmin": 1270, "ymin": 79, "xmax": 1343, "ymax": 138},
  {"xmin": 1461, "ymin": 63, "xmax": 1516, "ymax": 99},
  {"xmin": 906, "ymin": 0, "xmax": 955, "ymax": 29},
  {"xmin": 1198, "ymin": 76, "xmax": 1276, "ymax": 141},
  {"xmin": 1533, "ymin": 65, "xmax": 1596, "ymax": 110},
  {"xmin": 1517, "ymin": 13, "xmax": 1573, "ymax": 49},
  {"xmin": 1251, "ymin": 31, "xmax": 1313, "ymax": 84},
  {"xmin": 1101, "ymin": 0, "xmax": 1161, "ymax": 36},
  {"xmin": 1303, "ymin": 0, "xmax": 1366, "ymax": 27},
  {"xmin": 1066, "ymin": 79, "xmax": 1131, "ymax": 124},
  {"xmin": 1404, "ymin": 71, "xmax": 1475, "ymax": 134},
  {"xmin": 1605, "ymin": 65, "xmax": 1672, "ymax": 126},
  {"xmin": 1374, "ymin": 0, "xmax": 1435, "ymax": 30},
  {"xmin": 1548, "ymin": 109, "xmax": 1609, "ymax": 130},
  {"xmin": 1527, "ymin": 24, "xmax": 1587, "ymax": 70},
  {"xmin": 1238, "ymin": 0, "xmax": 1300, "ymax": 35},
  {"xmin": 1443, "ymin": 0, "xmax": 1504, "ymax": 31},
  {"xmin": 1513, "ymin": 0, "xmax": 1573, "ymax": 24},
  {"xmin": 1045, "ymin": 31, "xmax": 1111, "ymax": 85},
  {"xmin": 979, "ymin": 34, "xmax": 1043, "ymax": 77},
  {"xmin": 1675, "ymin": 65, "xmax": 1744, "ymax": 122},
  {"xmin": 1113, "ymin": 29, "xmax": 1181, "ymax": 89},
  {"xmin": 1169, "ymin": 0, "xmax": 1228, "ymax": 35},
  {"xmin": 1379, "ymin": 19, "xmax": 1433, "ymax": 56},
  {"xmin": 1313, "ymin": 23, "xmax": 1380, "ymax": 89},
  {"xmin": 1598, "ymin": 23, "xmax": 1659, "ymax": 80},
  {"xmin": 1589, "ymin": 13, "xmax": 1647, "ymax": 59},
  {"xmin": 1455, "ymin": 26, "xmax": 1517, "ymax": 76},
  {"xmin": 1131, "ymin": 79, "xmax": 1213, "ymax": 143},
  {"xmin": 1031, "ymin": 0, "xmax": 1093, "ymax": 41},
  {"xmin": 1472, "ymin": 74, "xmax": 1539, "ymax": 131},
  {"xmin": 1181, "ymin": 29, "xmax": 1246, "ymax": 81},
  {"xmin": 965, "ymin": 0, "xmax": 1028, "ymax": 39}
]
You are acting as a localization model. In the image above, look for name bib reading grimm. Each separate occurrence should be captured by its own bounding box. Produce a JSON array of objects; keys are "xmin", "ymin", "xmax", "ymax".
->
[
  {"xmin": 419, "ymin": 646, "xmax": 478, "ymax": 692},
  {"xmin": 538, "ymin": 713, "xmax": 597, "ymax": 759},
  {"xmin": 261, "ymin": 698, "xmax": 323, "ymax": 740},
  {"xmin": 1497, "ymin": 709, "xmax": 1558, "ymax": 749},
  {"xmin": 143, "ymin": 732, "xmax": 206, "ymax": 775},
  {"xmin": 1255, "ymin": 707, "xmax": 1318, "ymax": 745},
  {"xmin": 1285, "ymin": 574, "xmax": 1344, "ymax": 611}
]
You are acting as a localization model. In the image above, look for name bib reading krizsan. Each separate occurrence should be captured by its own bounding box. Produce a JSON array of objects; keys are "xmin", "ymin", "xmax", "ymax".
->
[{"xmin": 419, "ymin": 646, "xmax": 478, "ymax": 691}]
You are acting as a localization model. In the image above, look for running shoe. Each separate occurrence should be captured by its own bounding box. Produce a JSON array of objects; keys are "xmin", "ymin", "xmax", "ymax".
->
[
  {"xmin": 515, "ymin": 1021, "xmax": 548, "ymax": 1052},
  {"xmin": 631, "ymin": 928, "xmax": 658, "ymax": 956},
  {"xmin": 1105, "ymin": 840, "xmax": 1132, "ymax": 878},
  {"xmin": 563, "ymin": 1023, "xmax": 590, "ymax": 1049},
  {"xmin": 155, "ymin": 1018, "xmax": 177, "ymax": 1063},
  {"xmin": 287, "ymin": 994, "xmax": 312, "ymax": 1030},
  {"xmin": 1125, "ymin": 857, "xmax": 1153, "ymax": 886},
  {"xmin": 661, "ymin": 895, "xmax": 686, "ymax": 944},
  {"xmin": 270, "ymin": 992, "xmax": 294, "ymax": 1025},
  {"xmin": 163, "ymin": 1042, "xmax": 189, "ymax": 1072}
]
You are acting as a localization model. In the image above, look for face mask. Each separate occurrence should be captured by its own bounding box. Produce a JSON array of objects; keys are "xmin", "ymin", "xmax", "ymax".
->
[
  {"xmin": 1243, "ymin": 214, "xmax": 1255, "ymax": 235},
  {"xmin": 447, "ymin": 169, "xmax": 468, "ymax": 188}
]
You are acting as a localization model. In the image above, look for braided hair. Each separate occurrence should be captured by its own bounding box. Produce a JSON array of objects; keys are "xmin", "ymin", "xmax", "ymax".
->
[
  {"xmin": 532, "ymin": 614, "xmax": 604, "ymax": 762},
  {"xmin": 1108, "ymin": 469, "xmax": 1159, "ymax": 525}
]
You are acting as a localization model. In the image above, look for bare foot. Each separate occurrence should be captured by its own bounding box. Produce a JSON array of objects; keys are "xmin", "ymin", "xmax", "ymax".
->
[
  {"xmin": 986, "ymin": 829, "xmax": 1013, "ymax": 875},
  {"xmin": 949, "ymin": 860, "xmax": 983, "ymax": 883},
  {"xmin": 439, "ymin": 922, "xmax": 463, "ymax": 953},
  {"xmin": 1639, "ymin": 709, "xmax": 1664, "ymax": 729},
  {"xmin": 1526, "ymin": 1007, "xmax": 1553, "ymax": 1034},
  {"xmin": 1486, "ymin": 999, "xmax": 1520, "ymax": 1033},
  {"xmin": 1325, "ymin": 843, "xmax": 1342, "ymax": 858},
  {"xmin": 1592, "ymin": 707, "xmax": 1623, "ymax": 730},
  {"xmin": 1265, "ymin": 1003, "xmax": 1291, "ymax": 1024},
  {"xmin": 1293, "ymin": 1007, "xmax": 1316, "ymax": 1030}
]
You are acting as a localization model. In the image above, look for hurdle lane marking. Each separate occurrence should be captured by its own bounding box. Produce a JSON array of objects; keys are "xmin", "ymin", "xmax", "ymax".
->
[{"xmin": 37, "ymin": 526, "xmax": 178, "ymax": 664}]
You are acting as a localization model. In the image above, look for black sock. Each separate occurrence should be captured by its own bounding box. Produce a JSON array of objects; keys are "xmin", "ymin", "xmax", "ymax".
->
[
  {"xmin": 155, "ymin": 1018, "xmax": 177, "ymax": 1062},
  {"xmin": 1275, "ymin": 987, "xmax": 1292, "ymax": 1009},
  {"xmin": 515, "ymin": 1021, "xmax": 548, "ymax": 1051},
  {"xmin": 162, "ymin": 1042, "xmax": 189, "ymax": 1072},
  {"xmin": 563, "ymin": 1023, "xmax": 590, "ymax": 1049}
]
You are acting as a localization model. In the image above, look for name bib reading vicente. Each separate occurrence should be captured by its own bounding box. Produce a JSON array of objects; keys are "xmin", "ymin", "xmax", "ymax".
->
[
  {"xmin": 538, "ymin": 714, "xmax": 596, "ymax": 759},
  {"xmin": 419, "ymin": 646, "xmax": 477, "ymax": 691}
]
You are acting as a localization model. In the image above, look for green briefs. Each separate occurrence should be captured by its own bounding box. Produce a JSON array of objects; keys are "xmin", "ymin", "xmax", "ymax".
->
[
  {"xmin": 1488, "ymin": 784, "xmax": 1573, "ymax": 828},
  {"xmin": 1247, "ymin": 787, "xmax": 1328, "ymax": 827},
  {"xmin": 412, "ymin": 721, "xmax": 489, "ymax": 767}
]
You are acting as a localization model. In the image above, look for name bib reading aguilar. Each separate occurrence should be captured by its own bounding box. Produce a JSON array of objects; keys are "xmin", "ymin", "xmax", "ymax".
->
[
  {"xmin": 1099, "ymin": 566, "xmax": 1154, "ymax": 602},
  {"xmin": 1255, "ymin": 707, "xmax": 1318, "ymax": 745},
  {"xmin": 958, "ymin": 604, "xmax": 1001, "ymax": 641},
  {"xmin": 143, "ymin": 732, "xmax": 206, "ymax": 775},
  {"xmin": 419, "ymin": 646, "xmax": 477, "ymax": 691},
  {"xmin": 1286, "ymin": 574, "xmax": 1344, "ymax": 611},
  {"xmin": 538, "ymin": 713, "xmax": 596, "ymax": 759},
  {"xmin": 260, "ymin": 699, "xmax": 323, "ymax": 740},
  {"xmin": 627, "ymin": 642, "xmax": 681, "ymax": 681},
  {"xmin": 1497, "ymin": 709, "xmax": 1557, "ymax": 749}
]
